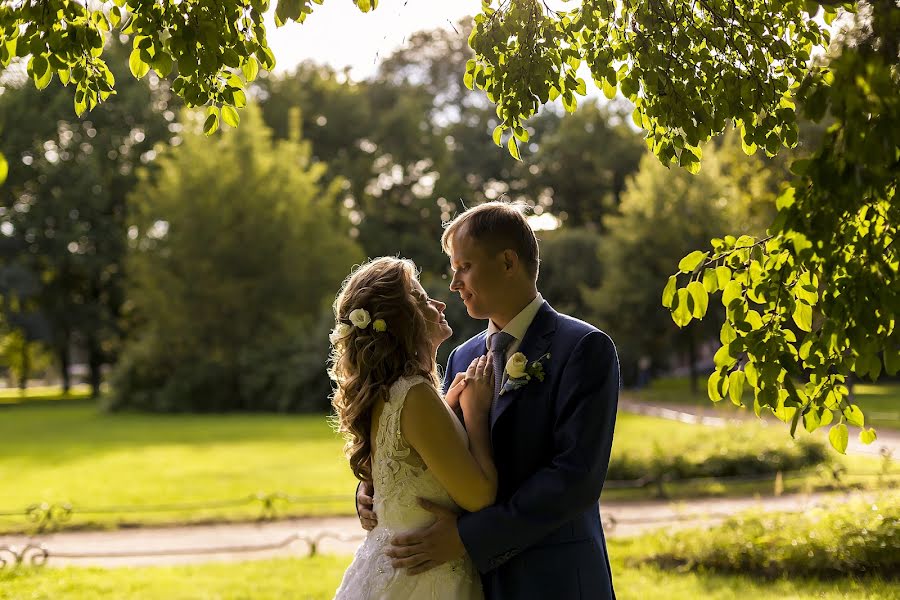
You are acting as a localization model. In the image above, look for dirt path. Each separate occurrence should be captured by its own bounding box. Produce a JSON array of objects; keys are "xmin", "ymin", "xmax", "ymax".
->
[{"xmin": 0, "ymin": 490, "xmax": 876, "ymax": 568}]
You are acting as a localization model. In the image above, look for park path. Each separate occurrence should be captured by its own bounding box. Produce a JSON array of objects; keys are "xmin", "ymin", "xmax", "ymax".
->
[
  {"xmin": 0, "ymin": 490, "xmax": 878, "ymax": 568},
  {"xmin": 619, "ymin": 396, "xmax": 900, "ymax": 458}
]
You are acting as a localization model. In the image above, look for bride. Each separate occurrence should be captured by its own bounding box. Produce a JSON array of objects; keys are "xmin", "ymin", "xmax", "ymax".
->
[{"xmin": 328, "ymin": 257, "xmax": 494, "ymax": 599}]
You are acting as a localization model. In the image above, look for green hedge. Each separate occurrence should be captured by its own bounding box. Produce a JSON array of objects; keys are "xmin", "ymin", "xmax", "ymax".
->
[
  {"xmin": 642, "ymin": 496, "xmax": 899, "ymax": 579},
  {"xmin": 608, "ymin": 424, "xmax": 828, "ymax": 481}
]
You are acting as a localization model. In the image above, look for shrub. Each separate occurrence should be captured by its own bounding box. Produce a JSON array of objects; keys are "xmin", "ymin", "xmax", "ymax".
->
[{"xmin": 640, "ymin": 495, "xmax": 900, "ymax": 579}]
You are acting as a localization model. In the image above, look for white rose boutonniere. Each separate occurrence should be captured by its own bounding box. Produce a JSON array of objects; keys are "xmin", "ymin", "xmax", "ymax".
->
[
  {"xmin": 349, "ymin": 308, "xmax": 372, "ymax": 330},
  {"xmin": 501, "ymin": 352, "xmax": 551, "ymax": 395},
  {"xmin": 505, "ymin": 352, "xmax": 529, "ymax": 379},
  {"xmin": 329, "ymin": 323, "xmax": 352, "ymax": 344}
]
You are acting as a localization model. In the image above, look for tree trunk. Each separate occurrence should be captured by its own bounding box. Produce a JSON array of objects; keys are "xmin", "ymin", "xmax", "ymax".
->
[
  {"xmin": 58, "ymin": 335, "xmax": 71, "ymax": 394},
  {"xmin": 19, "ymin": 341, "xmax": 30, "ymax": 391},
  {"xmin": 87, "ymin": 335, "xmax": 103, "ymax": 398}
]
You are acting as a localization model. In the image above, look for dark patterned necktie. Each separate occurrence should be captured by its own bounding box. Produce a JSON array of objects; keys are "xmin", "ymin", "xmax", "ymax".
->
[{"xmin": 489, "ymin": 331, "xmax": 515, "ymax": 418}]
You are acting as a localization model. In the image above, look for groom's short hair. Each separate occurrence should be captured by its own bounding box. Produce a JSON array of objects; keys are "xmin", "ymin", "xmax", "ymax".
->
[{"xmin": 441, "ymin": 201, "xmax": 540, "ymax": 281}]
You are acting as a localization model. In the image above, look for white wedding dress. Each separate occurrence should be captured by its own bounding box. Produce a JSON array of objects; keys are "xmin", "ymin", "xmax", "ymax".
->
[{"xmin": 334, "ymin": 375, "xmax": 484, "ymax": 600}]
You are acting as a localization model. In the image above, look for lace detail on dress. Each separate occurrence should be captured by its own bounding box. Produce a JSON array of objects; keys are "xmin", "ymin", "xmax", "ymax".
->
[{"xmin": 333, "ymin": 375, "xmax": 483, "ymax": 600}]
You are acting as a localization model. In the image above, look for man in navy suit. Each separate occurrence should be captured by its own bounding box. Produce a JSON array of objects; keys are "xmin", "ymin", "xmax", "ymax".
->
[{"xmin": 367, "ymin": 201, "xmax": 619, "ymax": 599}]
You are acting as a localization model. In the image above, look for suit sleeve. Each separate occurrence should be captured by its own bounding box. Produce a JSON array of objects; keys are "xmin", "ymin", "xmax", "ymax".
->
[
  {"xmin": 442, "ymin": 347, "xmax": 458, "ymax": 395},
  {"xmin": 457, "ymin": 330, "xmax": 619, "ymax": 573}
]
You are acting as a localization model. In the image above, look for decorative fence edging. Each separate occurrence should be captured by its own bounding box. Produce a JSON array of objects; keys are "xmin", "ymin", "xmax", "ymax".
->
[{"xmin": 0, "ymin": 507, "xmax": 815, "ymax": 570}]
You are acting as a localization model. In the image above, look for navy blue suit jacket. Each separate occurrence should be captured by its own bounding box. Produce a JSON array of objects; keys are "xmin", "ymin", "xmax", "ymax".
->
[{"xmin": 444, "ymin": 301, "xmax": 619, "ymax": 600}]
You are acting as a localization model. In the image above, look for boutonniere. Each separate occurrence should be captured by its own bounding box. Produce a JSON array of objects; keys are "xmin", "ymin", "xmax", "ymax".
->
[{"xmin": 501, "ymin": 352, "xmax": 550, "ymax": 395}]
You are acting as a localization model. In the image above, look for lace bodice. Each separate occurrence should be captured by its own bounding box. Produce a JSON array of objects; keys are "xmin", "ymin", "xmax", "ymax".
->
[
  {"xmin": 333, "ymin": 375, "xmax": 483, "ymax": 600},
  {"xmin": 371, "ymin": 375, "xmax": 463, "ymax": 530}
]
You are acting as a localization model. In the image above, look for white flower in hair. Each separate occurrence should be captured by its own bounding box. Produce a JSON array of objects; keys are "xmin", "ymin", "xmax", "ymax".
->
[
  {"xmin": 329, "ymin": 323, "xmax": 352, "ymax": 344},
  {"xmin": 349, "ymin": 308, "xmax": 372, "ymax": 329}
]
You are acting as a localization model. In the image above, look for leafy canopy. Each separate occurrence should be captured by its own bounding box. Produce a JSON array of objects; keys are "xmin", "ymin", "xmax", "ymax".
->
[{"xmin": 2, "ymin": 0, "xmax": 897, "ymax": 450}]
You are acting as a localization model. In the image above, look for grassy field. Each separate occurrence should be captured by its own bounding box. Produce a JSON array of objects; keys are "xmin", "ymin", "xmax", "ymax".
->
[
  {"xmin": 0, "ymin": 401, "xmax": 892, "ymax": 534},
  {"xmin": 630, "ymin": 377, "xmax": 900, "ymax": 430},
  {"xmin": 0, "ymin": 385, "xmax": 93, "ymax": 406},
  {"xmin": 0, "ymin": 537, "xmax": 894, "ymax": 600}
]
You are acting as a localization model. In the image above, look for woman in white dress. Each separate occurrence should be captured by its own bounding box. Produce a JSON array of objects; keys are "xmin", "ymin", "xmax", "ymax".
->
[{"xmin": 328, "ymin": 257, "xmax": 495, "ymax": 600}]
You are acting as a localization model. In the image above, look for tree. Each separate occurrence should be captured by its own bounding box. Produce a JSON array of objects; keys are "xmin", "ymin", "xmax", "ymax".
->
[
  {"xmin": 587, "ymin": 146, "xmax": 750, "ymax": 390},
  {"xmin": 0, "ymin": 38, "xmax": 174, "ymax": 395},
  {"xmin": 108, "ymin": 104, "xmax": 362, "ymax": 411},
  {"xmin": 521, "ymin": 99, "xmax": 643, "ymax": 228},
  {"xmin": 4, "ymin": 1, "xmax": 896, "ymax": 445}
]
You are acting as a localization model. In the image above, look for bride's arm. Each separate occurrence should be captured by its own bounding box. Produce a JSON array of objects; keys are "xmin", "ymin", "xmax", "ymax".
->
[{"xmin": 402, "ymin": 370, "xmax": 497, "ymax": 513}]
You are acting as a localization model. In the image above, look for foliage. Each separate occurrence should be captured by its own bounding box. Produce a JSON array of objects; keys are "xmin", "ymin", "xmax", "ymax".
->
[
  {"xmin": 663, "ymin": 5, "xmax": 898, "ymax": 452},
  {"xmin": 643, "ymin": 495, "xmax": 900, "ymax": 579},
  {"xmin": 466, "ymin": 0, "xmax": 835, "ymax": 161},
  {"xmin": 608, "ymin": 419, "xmax": 828, "ymax": 481},
  {"xmin": 108, "ymin": 103, "xmax": 362, "ymax": 412},
  {"xmin": 537, "ymin": 227, "xmax": 604, "ymax": 319},
  {"xmin": 585, "ymin": 145, "xmax": 753, "ymax": 386},
  {"xmin": 0, "ymin": 328, "xmax": 53, "ymax": 387},
  {"xmin": 0, "ymin": 38, "xmax": 176, "ymax": 394}
]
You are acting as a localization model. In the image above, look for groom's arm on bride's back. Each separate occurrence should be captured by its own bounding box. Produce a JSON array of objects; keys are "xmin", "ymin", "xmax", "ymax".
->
[{"xmin": 457, "ymin": 330, "xmax": 619, "ymax": 572}]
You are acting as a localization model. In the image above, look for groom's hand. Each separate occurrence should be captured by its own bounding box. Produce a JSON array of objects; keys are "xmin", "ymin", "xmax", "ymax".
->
[
  {"xmin": 385, "ymin": 498, "xmax": 465, "ymax": 574},
  {"xmin": 357, "ymin": 480, "xmax": 377, "ymax": 531}
]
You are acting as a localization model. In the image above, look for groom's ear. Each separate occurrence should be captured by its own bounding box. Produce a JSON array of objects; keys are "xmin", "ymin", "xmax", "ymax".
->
[{"xmin": 502, "ymin": 249, "xmax": 518, "ymax": 272}]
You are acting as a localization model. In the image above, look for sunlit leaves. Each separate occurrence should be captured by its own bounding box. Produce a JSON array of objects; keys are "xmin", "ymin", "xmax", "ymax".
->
[
  {"xmin": 0, "ymin": 153, "xmax": 7, "ymax": 185},
  {"xmin": 204, "ymin": 107, "xmax": 220, "ymax": 136},
  {"xmin": 828, "ymin": 423, "xmax": 848, "ymax": 454}
]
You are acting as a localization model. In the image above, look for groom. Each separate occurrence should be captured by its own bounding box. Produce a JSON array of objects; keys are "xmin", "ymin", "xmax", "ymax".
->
[{"xmin": 362, "ymin": 201, "xmax": 619, "ymax": 599}]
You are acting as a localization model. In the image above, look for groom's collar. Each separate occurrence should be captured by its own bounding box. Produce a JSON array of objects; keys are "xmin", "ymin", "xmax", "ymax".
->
[{"xmin": 485, "ymin": 293, "xmax": 544, "ymax": 351}]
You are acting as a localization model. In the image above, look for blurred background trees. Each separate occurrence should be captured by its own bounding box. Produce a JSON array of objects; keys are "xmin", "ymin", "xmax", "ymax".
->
[{"xmin": 0, "ymin": 19, "xmax": 833, "ymax": 409}]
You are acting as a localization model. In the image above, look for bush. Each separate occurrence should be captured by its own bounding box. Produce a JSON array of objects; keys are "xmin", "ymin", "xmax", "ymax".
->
[
  {"xmin": 607, "ymin": 423, "xmax": 828, "ymax": 481},
  {"xmin": 641, "ymin": 495, "xmax": 900, "ymax": 579}
]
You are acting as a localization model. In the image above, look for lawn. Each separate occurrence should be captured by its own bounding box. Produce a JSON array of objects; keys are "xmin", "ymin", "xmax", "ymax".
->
[
  {"xmin": 0, "ymin": 537, "xmax": 894, "ymax": 600},
  {"xmin": 0, "ymin": 402, "xmax": 891, "ymax": 534},
  {"xmin": 629, "ymin": 376, "xmax": 900, "ymax": 430},
  {"xmin": 0, "ymin": 385, "xmax": 93, "ymax": 406}
]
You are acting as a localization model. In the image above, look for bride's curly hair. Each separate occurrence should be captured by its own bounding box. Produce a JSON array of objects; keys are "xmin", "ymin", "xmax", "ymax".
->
[{"xmin": 328, "ymin": 257, "xmax": 441, "ymax": 482}]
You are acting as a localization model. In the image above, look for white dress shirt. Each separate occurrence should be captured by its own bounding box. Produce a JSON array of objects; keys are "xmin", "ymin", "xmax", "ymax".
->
[{"xmin": 486, "ymin": 293, "xmax": 544, "ymax": 382}]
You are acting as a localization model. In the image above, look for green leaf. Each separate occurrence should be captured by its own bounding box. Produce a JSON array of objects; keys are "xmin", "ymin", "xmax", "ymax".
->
[
  {"xmin": 507, "ymin": 136, "xmax": 520, "ymax": 161},
  {"xmin": 843, "ymin": 404, "xmax": 864, "ymax": 428},
  {"xmin": 601, "ymin": 77, "xmax": 617, "ymax": 99},
  {"xmin": 661, "ymin": 275, "xmax": 677, "ymax": 308},
  {"xmin": 687, "ymin": 281, "xmax": 708, "ymax": 318},
  {"xmin": 728, "ymin": 370, "xmax": 745, "ymax": 406},
  {"xmin": 722, "ymin": 280, "xmax": 743, "ymax": 308},
  {"xmin": 715, "ymin": 265, "xmax": 731, "ymax": 285},
  {"xmin": 792, "ymin": 302, "xmax": 812, "ymax": 332},
  {"xmin": 707, "ymin": 370, "xmax": 727, "ymax": 402},
  {"xmin": 859, "ymin": 428, "xmax": 877, "ymax": 445},
  {"xmin": 702, "ymin": 268, "xmax": 719, "ymax": 293},
  {"xmin": 221, "ymin": 105, "xmax": 240, "ymax": 128},
  {"xmin": 129, "ymin": 49, "xmax": 150, "ymax": 79},
  {"xmin": 492, "ymin": 125, "xmax": 504, "ymax": 147},
  {"xmin": 242, "ymin": 56, "xmax": 260, "ymax": 82},
  {"xmin": 678, "ymin": 250, "xmax": 707, "ymax": 273},
  {"xmin": 203, "ymin": 108, "xmax": 219, "ymax": 136},
  {"xmin": 672, "ymin": 288, "xmax": 692, "ymax": 327},
  {"xmin": 0, "ymin": 153, "xmax": 7, "ymax": 185},
  {"xmin": 828, "ymin": 423, "xmax": 849, "ymax": 454}
]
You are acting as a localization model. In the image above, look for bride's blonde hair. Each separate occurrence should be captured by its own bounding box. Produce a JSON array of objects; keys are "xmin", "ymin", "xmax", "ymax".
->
[{"xmin": 328, "ymin": 257, "xmax": 441, "ymax": 482}]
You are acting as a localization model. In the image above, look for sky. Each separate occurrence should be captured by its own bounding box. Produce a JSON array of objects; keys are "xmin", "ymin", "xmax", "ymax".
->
[{"xmin": 265, "ymin": 1, "xmax": 484, "ymax": 79}]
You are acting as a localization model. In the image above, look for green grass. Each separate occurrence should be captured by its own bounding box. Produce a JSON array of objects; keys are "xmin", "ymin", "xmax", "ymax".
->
[
  {"xmin": 0, "ymin": 402, "xmax": 891, "ymax": 534},
  {"xmin": 630, "ymin": 377, "xmax": 900, "ymax": 430},
  {"xmin": 1, "ymin": 538, "xmax": 895, "ymax": 600},
  {"xmin": 0, "ymin": 385, "xmax": 93, "ymax": 405}
]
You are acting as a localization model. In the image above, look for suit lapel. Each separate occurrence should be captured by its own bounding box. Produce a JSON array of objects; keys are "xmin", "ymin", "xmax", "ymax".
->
[{"xmin": 490, "ymin": 302, "xmax": 558, "ymax": 430}]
